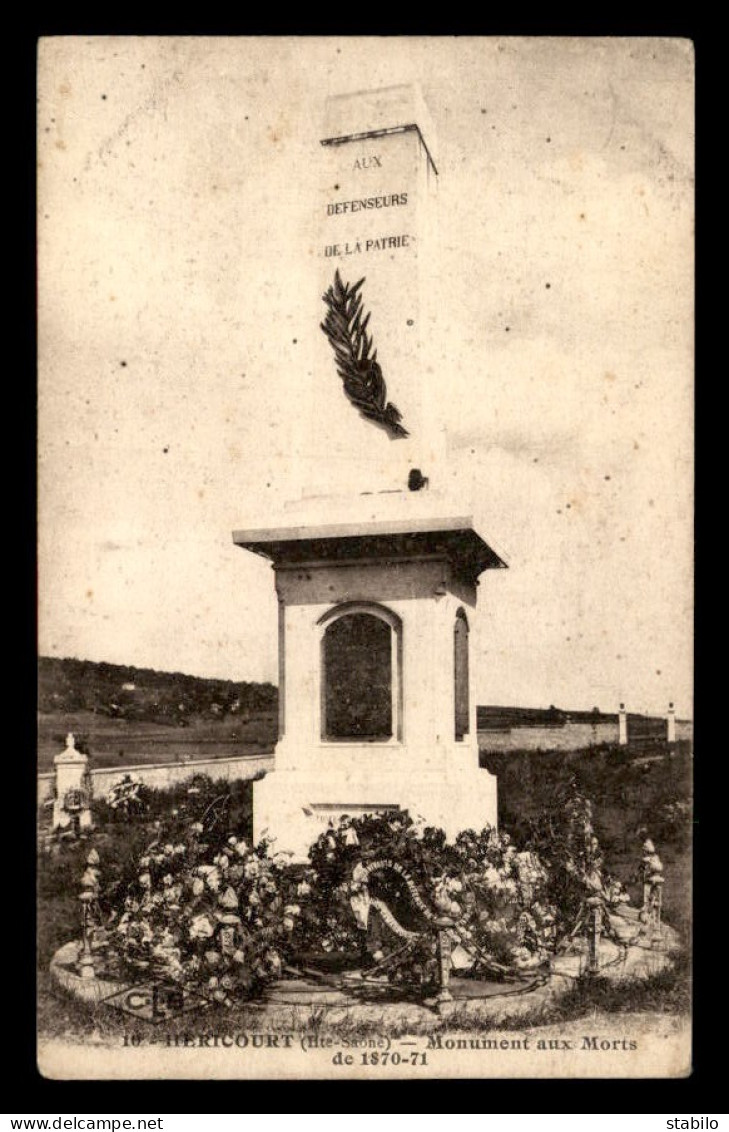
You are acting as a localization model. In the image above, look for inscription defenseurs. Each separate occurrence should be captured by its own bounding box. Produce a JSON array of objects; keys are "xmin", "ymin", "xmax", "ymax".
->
[{"xmin": 321, "ymin": 268, "xmax": 408, "ymax": 438}]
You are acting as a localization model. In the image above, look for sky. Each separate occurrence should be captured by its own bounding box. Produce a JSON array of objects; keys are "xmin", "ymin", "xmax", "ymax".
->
[{"xmin": 37, "ymin": 37, "xmax": 694, "ymax": 716}]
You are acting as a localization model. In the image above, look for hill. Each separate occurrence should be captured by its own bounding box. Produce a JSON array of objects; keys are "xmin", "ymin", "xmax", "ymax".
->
[
  {"xmin": 37, "ymin": 657, "xmax": 278, "ymax": 771},
  {"xmin": 38, "ymin": 656, "xmax": 276, "ymax": 723}
]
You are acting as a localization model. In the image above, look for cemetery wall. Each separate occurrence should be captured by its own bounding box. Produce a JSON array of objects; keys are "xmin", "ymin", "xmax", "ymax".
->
[
  {"xmin": 478, "ymin": 719, "xmax": 692, "ymax": 753},
  {"xmin": 38, "ymin": 752, "xmax": 274, "ymax": 805}
]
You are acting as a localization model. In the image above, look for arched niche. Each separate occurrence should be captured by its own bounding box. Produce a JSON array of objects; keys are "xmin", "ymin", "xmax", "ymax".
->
[
  {"xmin": 454, "ymin": 607, "xmax": 470, "ymax": 740},
  {"xmin": 318, "ymin": 602, "xmax": 402, "ymax": 742}
]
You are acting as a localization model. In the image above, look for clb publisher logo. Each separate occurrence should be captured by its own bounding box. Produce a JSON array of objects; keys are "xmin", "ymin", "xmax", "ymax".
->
[{"xmin": 102, "ymin": 982, "xmax": 209, "ymax": 1023}]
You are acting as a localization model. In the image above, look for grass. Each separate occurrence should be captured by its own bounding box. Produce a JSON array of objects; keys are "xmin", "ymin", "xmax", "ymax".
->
[{"xmin": 37, "ymin": 710, "xmax": 277, "ymax": 772}]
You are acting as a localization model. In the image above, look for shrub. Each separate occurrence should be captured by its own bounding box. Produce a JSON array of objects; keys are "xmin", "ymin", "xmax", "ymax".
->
[{"xmin": 523, "ymin": 777, "xmax": 632, "ymax": 936}]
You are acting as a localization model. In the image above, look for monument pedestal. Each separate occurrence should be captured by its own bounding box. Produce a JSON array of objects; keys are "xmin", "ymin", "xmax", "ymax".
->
[
  {"xmin": 253, "ymin": 755, "xmax": 498, "ymax": 861},
  {"xmin": 235, "ymin": 489, "xmax": 504, "ymax": 860}
]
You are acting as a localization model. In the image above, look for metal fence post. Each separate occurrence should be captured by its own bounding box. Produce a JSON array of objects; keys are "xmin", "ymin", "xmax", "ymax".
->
[
  {"xmin": 650, "ymin": 874, "xmax": 665, "ymax": 946},
  {"xmin": 78, "ymin": 850, "xmax": 101, "ymax": 979},
  {"xmin": 433, "ymin": 916, "xmax": 455, "ymax": 1010},
  {"xmin": 586, "ymin": 896, "xmax": 602, "ymax": 976}
]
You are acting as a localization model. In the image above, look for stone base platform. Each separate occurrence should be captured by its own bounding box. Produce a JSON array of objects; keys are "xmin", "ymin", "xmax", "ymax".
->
[
  {"xmin": 50, "ymin": 941, "xmax": 124, "ymax": 1005},
  {"xmin": 50, "ymin": 926, "xmax": 677, "ymax": 1028}
]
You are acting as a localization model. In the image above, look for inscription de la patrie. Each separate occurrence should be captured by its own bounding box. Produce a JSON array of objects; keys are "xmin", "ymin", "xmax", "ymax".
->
[{"xmin": 36, "ymin": 37, "xmax": 694, "ymax": 1081}]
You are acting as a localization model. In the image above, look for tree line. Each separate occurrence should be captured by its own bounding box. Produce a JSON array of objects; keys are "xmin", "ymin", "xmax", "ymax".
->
[{"xmin": 38, "ymin": 656, "xmax": 277, "ymax": 724}]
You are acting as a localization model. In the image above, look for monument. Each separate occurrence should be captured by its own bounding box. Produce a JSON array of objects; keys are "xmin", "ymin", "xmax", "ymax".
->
[
  {"xmin": 234, "ymin": 85, "xmax": 506, "ymax": 858},
  {"xmin": 52, "ymin": 733, "xmax": 93, "ymax": 833}
]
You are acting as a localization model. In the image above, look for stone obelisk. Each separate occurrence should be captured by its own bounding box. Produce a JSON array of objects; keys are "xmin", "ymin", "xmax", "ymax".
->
[
  {"xmin": 298, "ymin": 83, "xmax": 443, "ymax": 499},
  {"xmin": 234, "ymin": 85, "xmax": 504, "ymax": 858}
]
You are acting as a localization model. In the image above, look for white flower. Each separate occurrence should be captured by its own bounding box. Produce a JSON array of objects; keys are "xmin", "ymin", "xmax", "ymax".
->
[
  {"xmin": 434, "ymin": 889, "xmax": 453, "ymax": 914},
  {"xmin": 297, "ymin": 880, "xmax": 311, "ymax": 897},
  {"xmin": 284, "ymin": 904, "xmax": 301, "ymax": 916},
  {"xmin": 244, "ymin": 858, "xmax": 260, "ymax": 879},
  {"xmin": 189, "ymin": 914, "xmax": 215, "ymax": 940},
  {"xmin": 206, "ymin": 873, "xmax": 221, "ymax": 892},
  {"xmin": 352, "ymin": 862, "xmax": 369, "ymax": 886},
  {"xmin": 162, "ymin": 874, "xmax": 173, "ymax": 887},
  {"xmin": 218, "ymin": 886, "xmax": 239, "ymax": 911},
  {"xmin": 191, "ymin": 877, "xmax": 205, "ymax": 896},
  {"xmin": 138, "ymin": 872, "xmax": 152, "ymax": 889},
  {"xmin": 152, "ymin": 942, "xmax": 180, "ymax": 961}
]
